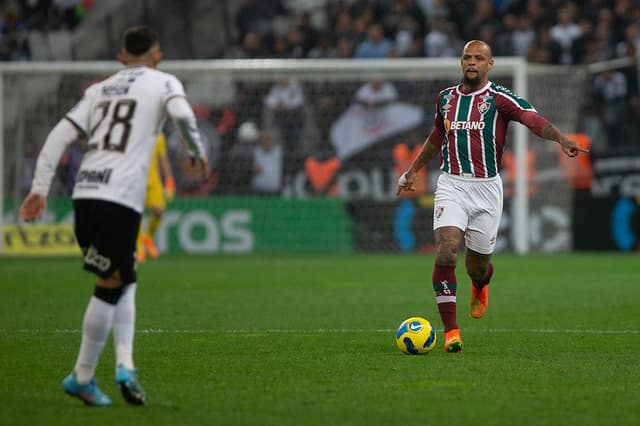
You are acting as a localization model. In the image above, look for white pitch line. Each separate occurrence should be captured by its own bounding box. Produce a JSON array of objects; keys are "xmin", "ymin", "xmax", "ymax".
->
[{"xmin": 1, "ymin": 328, "xmax": 638, "ymax": 335}]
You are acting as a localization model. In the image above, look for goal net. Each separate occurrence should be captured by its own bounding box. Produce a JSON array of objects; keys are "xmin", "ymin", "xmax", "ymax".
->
[{"xmin": 0, "ymin": 58, "xmax": 588, "ymax": 255}]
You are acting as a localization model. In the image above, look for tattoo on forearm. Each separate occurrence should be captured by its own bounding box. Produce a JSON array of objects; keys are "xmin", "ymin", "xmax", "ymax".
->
[{"xmin": 541, "ymin": 123, "xmax": 562, "ymax": 142}]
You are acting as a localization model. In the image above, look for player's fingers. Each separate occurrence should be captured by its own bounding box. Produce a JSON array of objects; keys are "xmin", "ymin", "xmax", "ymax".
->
[{"xmin": 20, "ymin": 208, "xmax": 39, "ymax": 222}]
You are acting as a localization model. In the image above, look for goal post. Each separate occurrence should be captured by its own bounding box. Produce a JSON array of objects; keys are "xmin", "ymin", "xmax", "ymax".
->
[{"xmin": 0, "ymin": 57, "xmax": 537, "ymax": 255}]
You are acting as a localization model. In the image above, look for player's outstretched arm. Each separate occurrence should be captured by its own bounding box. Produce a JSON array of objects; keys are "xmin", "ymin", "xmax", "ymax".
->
[
  {"xmin": 539, "ymin": 122, "xmax": 589, "ymax": 158},
  {"xmin": 519, "ymin": 111, "xmax": 589, "ymax": 158}
]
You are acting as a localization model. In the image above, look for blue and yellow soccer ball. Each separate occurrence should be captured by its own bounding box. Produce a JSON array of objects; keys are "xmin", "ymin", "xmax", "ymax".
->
[{"xmin": 395, "ymin": 317, "xmax": 437, "ymax": 355}]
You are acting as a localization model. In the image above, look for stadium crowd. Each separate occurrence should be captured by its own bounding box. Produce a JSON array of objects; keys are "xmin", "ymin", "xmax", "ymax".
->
[
  {"xmin": 1, "ymin": 0, "xmax": 639, "ymax": 65},
  {"xmin": 7, "ymin": 0, "xmax": 640, "ymax": 197},
  {"xmin": 226, "ymin": 0, "xmax": 640, "ymax": 66},
  {"xmin": 0, "ymin": 0, "xmax": 92, "ymax": 60}
]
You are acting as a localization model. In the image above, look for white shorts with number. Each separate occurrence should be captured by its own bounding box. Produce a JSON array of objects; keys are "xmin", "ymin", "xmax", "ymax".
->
[{"xmin": 433, "ymin": 172, "xmax": 503, "ymax": 255}]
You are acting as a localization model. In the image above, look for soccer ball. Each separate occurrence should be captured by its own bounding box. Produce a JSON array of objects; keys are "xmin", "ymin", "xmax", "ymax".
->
[{"xmin": 395, "ymin": 317, "xmax": 437, "ymax": 355}]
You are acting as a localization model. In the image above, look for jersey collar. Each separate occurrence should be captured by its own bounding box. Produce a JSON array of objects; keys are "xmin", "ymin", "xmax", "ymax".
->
[{"xmin": 456, "ymin": 81, "xmax": 492, "ymax": 96}]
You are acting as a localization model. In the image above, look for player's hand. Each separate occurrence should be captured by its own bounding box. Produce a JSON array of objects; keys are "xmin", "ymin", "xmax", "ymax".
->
[
  {"xmin": 164, "ymin": 176, "xmax": 176, "ymax": 201},
  {"xmin": 191, "ymin": 155, "xmax": 210, "ymax": 183},
  {"xmin": 396, "ymin": 171, "xmax": 416, "ymax": 196},
  {"xmin": 560, "ymin": 137, "xmax": 589, "ymax": 158},
  {"xmin": 19, "ymin": 193, "xmax": 47, "ymax": 221}
]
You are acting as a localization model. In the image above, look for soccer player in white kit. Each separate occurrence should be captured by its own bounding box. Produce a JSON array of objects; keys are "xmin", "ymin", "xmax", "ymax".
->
[
  {"xmin": 396, "ymin": 40, "xmax": 588, "ymax": 353},
  {"xmin": 20, "ymin": 26, "xmax": 209, "ymax": 406}
]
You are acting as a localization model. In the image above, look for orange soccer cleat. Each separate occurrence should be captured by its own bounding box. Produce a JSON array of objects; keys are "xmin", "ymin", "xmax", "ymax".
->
[
  {"xmin": 443, "ymin": 328, "xmax": 463, "ymax": 353},
  {"xmin": 140, "ymin": 234, "xmax": 159, "ymax": 259},
  {"xmin": 470, "ymin": 284, "xmax": 489, "ymax": 319}
]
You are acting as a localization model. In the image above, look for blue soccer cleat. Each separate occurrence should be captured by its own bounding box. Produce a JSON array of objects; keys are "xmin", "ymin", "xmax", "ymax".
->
[
  {"xmin": 62, "ymin": 372, "xmax": 112, "ymax": 406},
  {"xmin": 115, "ymin": 364, "xmax": 146, "ymax": 405}
]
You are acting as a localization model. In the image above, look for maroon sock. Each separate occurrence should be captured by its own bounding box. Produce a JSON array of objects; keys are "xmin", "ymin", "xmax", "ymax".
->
[
  {"xmin": 432, "ymin": 264, "xmax": 458, "ymax": 332},
  {"xmin": 473, "ymin": 263, "xmax": 494, "ymax": 290}
]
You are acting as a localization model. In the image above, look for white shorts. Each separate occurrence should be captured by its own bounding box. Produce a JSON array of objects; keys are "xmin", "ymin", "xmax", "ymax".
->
[{"xmin": 433, "ymin": 172, "xmax": 503, "ymax": 255}]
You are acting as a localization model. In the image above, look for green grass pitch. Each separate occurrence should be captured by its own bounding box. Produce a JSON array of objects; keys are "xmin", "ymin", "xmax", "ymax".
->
[{"xmin": 1, "ymin": 253, "xmax": 639, "ymax": 426}]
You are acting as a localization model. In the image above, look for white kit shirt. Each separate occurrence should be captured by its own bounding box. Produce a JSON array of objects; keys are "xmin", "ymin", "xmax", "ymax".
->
[{"xmin": 65, "ymin": 66, "xmax": 192, "ymax": 213}]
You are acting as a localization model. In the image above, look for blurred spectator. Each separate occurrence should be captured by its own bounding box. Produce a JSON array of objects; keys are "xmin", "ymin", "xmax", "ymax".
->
[
  {"xmin": 464, "ymin": 0, "xmax": 499, "ymax": 42},
  {"xmin": 335, "ymin": 35, "xmax": 354, "ymax": 58},
  {"xmin": 272, "ymin": 34, "xmax": 291, "ymax": 58},
  {"xmin": 354, "ymin": 77, "xmax": 398, "ymax": 108},
  {"xmin": 264, "ymin": 78, "xmax": 305, "ymax": 179},
  {"xmin": 527, "ymin": 23, "xmax": 562, "ymax": 64},
  {"xmin": 283, "ymin": 27, "xmax": 304, "ymax": 58},
  {"xmin": 579, "ymin": 0, "xmax": 607, "ymax": 24},
  {"xmin": 350, "ymin": 4, "xmax": 375, "ymax": 42},
  {"xmin": 523, "ymin": 0, "xmax": 550, "ymax": 30},
  {"xmin": 234, "ymin": 0, "xmax": 289, "ymax": 41},
  {"xmin": 512, "ymin": 14, "xmax": 535, "ymax": 57},
  {"xmin": 0, "ymin": 4, "xmax": 29, "ymax": 60},
  {"xmin": 251, "ymin": 129, "xmax": 283, "ymax": 194},
  {"xmin": 615, "ymin": 23, "xmax": 640, "ymax": 59},
  {"xmin": 416, "ymin": 0, "xmax": 450, "ymax": 21},
  {"xmin": 308, "ymin": 79, "xmax": 354, "ymax": 154},
  {"xmin": 295, "ymin": 12, "xmax": 318, "ymax": 56},
  {"xmin": 381, "ymin": 0, "xmax": 409, "ymax": 38},
  {"xmin": 577, "ymin": 100, "xmax": 609, "ymax": 154},
  {"xmin": 611, "ymin": 0, "xmax": 633, "ymax": 45},
  {"xmin": 592, "ymin": 69, "xmax": 628, "ymax": 150},
  {"xmin": 394, "ymin": 14, "xmax": 419, "ymax": 57},
  {"xmin": 53, "ymin": 0, "xmax": 88, "ymax": 29},
  {"xmin": 570, "ymin": 17, "xmax": 594, "ymax": 64},
  {"xmin": 493, "ymin": 13, "xmax": 517, "ymax": 56},
  {"xmin": 354, "ymin": 23, "xmax": 395, "ymax": 58},
  {"xmin": 307, "ymin": 32, "xmax": 338, "ymax": 58},
  {"xmin": 332, "ymin": 10, "xmax": 358, "ymax": 45},
  {"xmin": 550, "ymin": 5, "xmax": 582, "ymax": 64},
  {"xmin": 424, "ymin": 17, "xmax": 458, "ymax": 57},
  {"xmin": 222, "ymin": 121, "xmax": 259, "ymax": 193},
  {"xmin": 228, "ymin": 31, "xmax": 268, "ymax": 58}
]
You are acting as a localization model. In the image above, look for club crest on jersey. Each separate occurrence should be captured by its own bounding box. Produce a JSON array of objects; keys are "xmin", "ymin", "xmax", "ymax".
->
[
  {"xmin": 435, "ymin": 205, "xmax": 444, "ymax": 219},
  {"xmin": 477, "ymin": 101, "xmax": 490, "ymax": 115},
  {"xmin": 477, "ymin": 93, "xmax": 493, "ymax": 115}
]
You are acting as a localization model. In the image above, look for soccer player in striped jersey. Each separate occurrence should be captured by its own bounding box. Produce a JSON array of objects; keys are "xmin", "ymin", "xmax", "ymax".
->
[
  {"xmin": 396, "ymin": 40, "xmax": 588, "ymax": 353},
  {"xmin": 20, "ymin": 25, "xmax": 209, "ymax": 405}
]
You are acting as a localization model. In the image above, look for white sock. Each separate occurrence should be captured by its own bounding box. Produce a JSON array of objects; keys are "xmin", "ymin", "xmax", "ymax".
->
[
  {"xmin": 74, "ymin": 296, "xmax": 115, "ymax": 383},
  {"xmin": 113, "ymin": 283, "xmax": 137, "ymax": 370}
]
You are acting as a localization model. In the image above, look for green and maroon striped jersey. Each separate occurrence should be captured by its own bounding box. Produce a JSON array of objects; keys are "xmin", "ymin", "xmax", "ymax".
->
[{"xmin": 429, "ymin": 81, "xmax": 537, "ymax": 178}]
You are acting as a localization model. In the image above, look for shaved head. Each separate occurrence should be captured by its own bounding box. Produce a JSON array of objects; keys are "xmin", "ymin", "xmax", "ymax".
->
[{"xmin": 463, "ymin": 40, "xmax": 493, "ymax": 59}]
